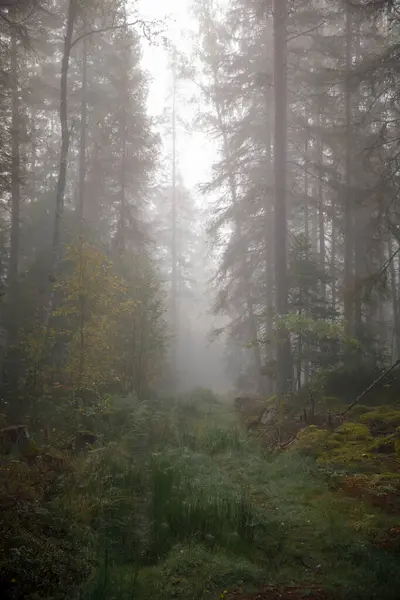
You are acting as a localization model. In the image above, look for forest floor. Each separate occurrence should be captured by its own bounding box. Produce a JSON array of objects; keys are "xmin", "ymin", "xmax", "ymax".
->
[
  {"xmin": 124, "ymin": 394, "xmax": 400, "ymax": 600},
  {"xmin": 2, "ymin": 390, "xmax": 400, "ymax": 600}
]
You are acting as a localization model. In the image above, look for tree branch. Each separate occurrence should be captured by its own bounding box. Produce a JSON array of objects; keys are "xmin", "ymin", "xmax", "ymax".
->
[
  {"xmin": 287, "ymin": 21, "xmax": 326, "ymax": 43},
  {"xmin": 70, "ymin": 19, "xmax": 152, "ymax": 49},
  {"xmin": 339, "ymin": 359, "xmax": 400, "ymax": 417}
]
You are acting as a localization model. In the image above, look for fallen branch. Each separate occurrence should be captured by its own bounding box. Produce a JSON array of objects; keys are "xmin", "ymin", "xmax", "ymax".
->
[{"xmin": 339, "ymin": 359, "xmax": 400, "ymax": 417}]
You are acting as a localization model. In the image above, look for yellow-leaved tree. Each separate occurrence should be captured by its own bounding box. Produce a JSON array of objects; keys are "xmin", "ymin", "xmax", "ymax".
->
[{"xmin": 53, "ymin": 238, "xmax": 136, "ymax": 392}]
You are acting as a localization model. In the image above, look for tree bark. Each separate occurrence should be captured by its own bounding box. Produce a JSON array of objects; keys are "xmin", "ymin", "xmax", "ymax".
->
[
  {"xmin": 4, "ymin": 17, "xmax": 21, "ymax": 402},
  {"xmin": 388, "ymin": 236, "xmax": 400, "ymax": 359},
  {"xmin": 45, "ymin": 0, "xmax": 77, "ymax": 331},
  {"xmin": 8, "ymin": 20, "xmax": 20, "ymax": 349},
  {"xmin": 171, "ymin": 51, "xmax": 178, "ymax": 378},
  {"xmin": 77, "ymin": 33, "xmax": 88, "ymax": 389},
  {"xmin": 77, "ymin": 34, "xmax": 87, "ymax": 228},
  {"xmin": 344, "ymin": 4, "xmax": 354, "ymax": 335},
  {"xmin": 316, "ymin": 107, "xmax": 325, "ymax": 302},
  {"xmin": 273, "ymin": 0, "xmax": 291, "ymax": 397},
  {"xmin": 304, "ymin": 111, "xmax": 309, "ymax": 241}
]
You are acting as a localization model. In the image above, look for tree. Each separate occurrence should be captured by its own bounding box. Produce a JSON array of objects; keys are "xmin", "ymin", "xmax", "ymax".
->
[{"xmin": 273, "ymin": 0, "xmax": 292, "ymax": 397}]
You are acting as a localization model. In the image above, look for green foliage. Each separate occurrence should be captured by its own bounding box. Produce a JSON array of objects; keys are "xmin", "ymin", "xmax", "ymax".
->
[
  {"xmin": 0, "ymin": 454, "xmax": 90, "ymax": 600},
  {"xmin": 3, "ymin": 391, "xmax": 400, "ymax": 600},
  {"xmin": 135, "ymin": 543, "xmax": 262, "ymax": 600}
]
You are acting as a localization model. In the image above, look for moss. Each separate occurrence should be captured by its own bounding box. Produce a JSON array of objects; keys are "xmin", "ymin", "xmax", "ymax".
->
[
  {"xmin": 333, "ymin": 422, "xmax": 372, "ymax": 441},
  {"xmin": 359, "ymin": 406, "xmax": 400, "ymax": 432},
  {"xmin": 296, "ymin": 426, "xmax": 330, "ymax": 454},
  {"xmin": 347, "ymin": 404, "xmax": 373, "ymax": 419},
  {"xmin": 369, "ymin": 435, "xmax": 397, "ymax": 455}
]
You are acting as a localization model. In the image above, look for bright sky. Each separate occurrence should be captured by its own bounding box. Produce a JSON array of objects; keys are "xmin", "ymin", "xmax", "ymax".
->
[{"xmin": 136, "ymin": 0, "xmax": 215, "ymax": 192}]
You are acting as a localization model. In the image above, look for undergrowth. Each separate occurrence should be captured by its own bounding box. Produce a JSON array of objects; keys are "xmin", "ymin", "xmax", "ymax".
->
[{"xmin": 2, "ymin": 390, "xmax": 400, "ymax": 600}]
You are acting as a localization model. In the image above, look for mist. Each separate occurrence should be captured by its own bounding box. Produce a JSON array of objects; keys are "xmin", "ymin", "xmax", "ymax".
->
[{"xmin": 1, "ymin": 1, "xmax": 400, "ymax": 598}]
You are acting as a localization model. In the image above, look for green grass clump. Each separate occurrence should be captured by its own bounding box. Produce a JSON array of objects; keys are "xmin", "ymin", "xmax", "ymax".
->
[
  {"xmin": 146, "ymin": 445, "xmax": 283, "ymax": 563},
  {"xmin": 135, "ymin": 543, "xmax": 263, "ymax": 600}
]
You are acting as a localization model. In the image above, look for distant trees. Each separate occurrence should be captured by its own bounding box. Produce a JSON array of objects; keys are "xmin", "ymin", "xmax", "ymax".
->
[
  {"xmin": 194, "ymin": 0, "xmax": 400, "ymax": 396},
  {"xmin": 0, "ymin": 0, "xmax": 166, "ymax": 421}
]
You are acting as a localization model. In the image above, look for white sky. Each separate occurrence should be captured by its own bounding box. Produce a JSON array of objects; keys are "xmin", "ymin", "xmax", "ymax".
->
[{"xmin": 136, "ymin": 0, "xmax": 215, "ymax": 192}]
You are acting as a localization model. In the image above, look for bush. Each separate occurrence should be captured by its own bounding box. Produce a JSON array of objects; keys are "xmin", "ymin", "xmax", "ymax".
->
[{"xmin": 0, "ymin": 456, "xmax": 90, "ymax": 600}]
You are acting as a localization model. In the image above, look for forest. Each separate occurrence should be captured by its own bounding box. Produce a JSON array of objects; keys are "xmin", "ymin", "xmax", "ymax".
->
[{"xmin": 1, "ymin": 0, "xmax": 400, "ymax": 599}]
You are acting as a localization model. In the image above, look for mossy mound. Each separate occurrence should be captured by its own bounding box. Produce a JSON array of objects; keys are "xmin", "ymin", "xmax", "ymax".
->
[
  {"xmin": 297, "ymin": 421, "xmax": 374, "ymax": 464},
  {"xmin": 357, "ymin": 405, "xmax": 400, "ymax": 435},
  {"xmin": 296, "ymin": 407, "xmax": 400, "ymax": 511}
]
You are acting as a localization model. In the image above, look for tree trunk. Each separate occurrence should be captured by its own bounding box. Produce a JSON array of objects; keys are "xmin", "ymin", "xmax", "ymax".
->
[
  {"xmin": 343, "ymin": 4, "xmax": 354, "ymax": 335},
  {"xmin": 77, "ymin": 34, "xmax": 87, "ymax": 228},
  {"xmin": 264, "ymin": 102, "xmax": 274, "ymax": 395},
  {"xmin": 171, "ymin": 52, "xmax": 178, "ymax": 378},
  {"xmin": 388, "ymin": 237, "xmax": 400, "ymax": 359},
  {"xmin": 331, "ymin": 200, "xmax": 337, "ymax": 312},
  {"xmin": 273, "ymin": 0, "xmax": 291, "ymax": 397},
  {"xmin": 31, "ymin": 107, "xmax": 37, "ymax": 202},
  {"xmin": 5, "ymin": 18, "xmax": 21, "ymax": 402},
  {"xmin": 302, "ymin": 113, "xmax": 310, "ymax": 385},
  {"xmin": 266, "ymin": 195, "xmax": 275, "ymax": 395},
  {"xmin": 353, "ymin": 15, "xmax": 363, "ymax": 338},
  {"xmin": 304, "ymin": 111, "xmax": 309, "ymax": 240},
  {"xmin": 8, "ymin": 21, "xmax": 20, "ymax": 347},
  {"xmin": 77, "ymin": 33, "xmax": 88, "ymax": 389},
  {"xmin": 316, "ymin": 107, "xmax": 325, "ymax": 302},
  {"xmin": 45, "ymin": 0, "xmax": 77, "ymax": 329}
]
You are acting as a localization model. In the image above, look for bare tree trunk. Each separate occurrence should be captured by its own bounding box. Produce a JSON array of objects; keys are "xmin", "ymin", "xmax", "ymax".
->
[
  {"xmin": 273, "ymin": 0, "xmax": 291, "ymax": 397},
  {"xmin": 27, "ymin": 0, "xmax": 78, "ymax": 401},
  {"xmin": 31, "ymin": 107, "xmax": 37, "ymax": 202},
  {"xmin": 5, "ymin": 19, "xmax": 21, "ymax": 403},
  {"xmin": 316, "ymin": 107, "xmax": 325, "ymax": 302},
  {"xmin": 304, "ymin": 111, "xmax": 309, "ymax": 240},
  {"xmin": 331, "ymin": 201, "xmax": 337, "ymax": 312},
  {"xmin": 353, "ymin": 15, "xmax": 363, "ymax": 338},
  {"xmin": 8, "ymin": 21, "xmax": 20, "ymax": 348},
  {"xmin": 77, "ymin": 33, "xmax": 87, "ymax": 389},
  {"xmin": 264, "ymin": 107, "xmax": 275, "ymax": 396},
  {"xmin": 388, "ymin": 236, "xmax": 400, "ymax": 359},
  {"xmin": 45, "ymin": 0, "xmax": 77, "ymax": 329},
  {"xmin": 344, "ymin": 4, "xmax": 354, "ymax": 335},
  {"xmin": 116, "ymin": 29, "xmax": 129, "ymax": 258},
  {"xmin": 303, "ymin": 112, "xmax": 310, "ymax": 385},
  {"xmin": 266, "ymin": 197, "xmax": 275, "ymax": 395},
  {"xmin": 77, "ymin": 35, "xmax": 87, "ymax": 228},
  {"xmin": 171, "ymin": 52, "xmax": 178, "ymax": 379}
]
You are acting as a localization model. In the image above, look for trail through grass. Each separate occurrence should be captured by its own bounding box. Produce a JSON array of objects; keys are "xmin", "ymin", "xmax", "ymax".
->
[{"xmin": 76, "ymin": 391, "xmax": 400, "ymax": 600}]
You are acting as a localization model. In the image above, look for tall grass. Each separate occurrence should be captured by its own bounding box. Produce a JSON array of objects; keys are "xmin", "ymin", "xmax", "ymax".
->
[{"xmin": 69, "ymin": 390, "xmax": 400, "ymax": 600}]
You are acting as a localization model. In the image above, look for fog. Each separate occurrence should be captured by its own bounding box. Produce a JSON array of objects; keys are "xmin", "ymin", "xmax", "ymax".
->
[
  {"xmin": 0, "ymin": 0, "xmax": 399, "ymax": 406},
  {"xmin": 2, "ymin": 2, "xmax": 400, "ymax": 598}
]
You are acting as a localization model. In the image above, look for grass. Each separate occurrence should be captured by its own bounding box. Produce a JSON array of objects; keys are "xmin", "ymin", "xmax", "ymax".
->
[{"xmin": 18, "ymin": 389, "xmax": 400, "ymax": 600}]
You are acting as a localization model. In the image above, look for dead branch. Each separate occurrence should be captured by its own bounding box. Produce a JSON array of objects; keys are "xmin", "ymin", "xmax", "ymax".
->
[{"xmin": 339, "ymin": 359, "xmax": 400, "ymax": 417}]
